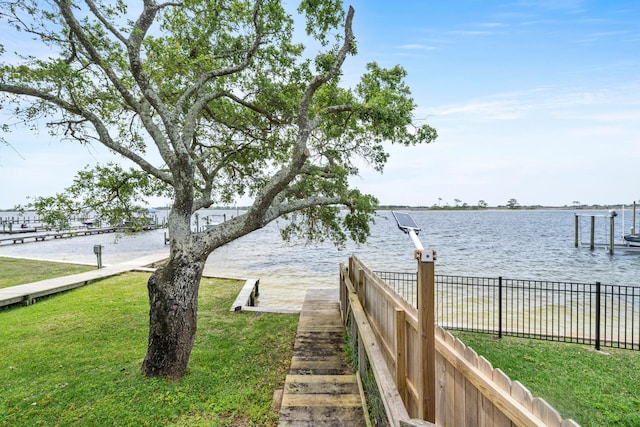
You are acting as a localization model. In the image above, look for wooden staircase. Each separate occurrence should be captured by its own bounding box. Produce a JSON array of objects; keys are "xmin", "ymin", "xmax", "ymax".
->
[{"xmin": 279, "ymin": 289, "xmax": 368, "ymax": 426}]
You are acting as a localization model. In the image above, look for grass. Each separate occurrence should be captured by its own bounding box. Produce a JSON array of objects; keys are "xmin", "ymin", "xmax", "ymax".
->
[
  {"xmin": 452, "ymin": 331, "xmax": 640, "ymax": 427},
  {"xmin": 0, "ymin": 257, "xmax": 94, "ymax": 289},
  {"xmin": 0, "ymin": 271, "xmax": 298, "ymax": 426}
]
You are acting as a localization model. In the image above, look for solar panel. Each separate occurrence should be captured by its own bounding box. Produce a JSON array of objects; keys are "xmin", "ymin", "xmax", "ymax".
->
[{"xmin": 392, "ymin": 211, "xmax": 421, "ymax": 234}]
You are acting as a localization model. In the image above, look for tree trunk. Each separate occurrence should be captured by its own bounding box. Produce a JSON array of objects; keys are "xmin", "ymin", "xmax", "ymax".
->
[{"xmin": 141, "ymin": 251, "xmax": 205, "ymax": 380}]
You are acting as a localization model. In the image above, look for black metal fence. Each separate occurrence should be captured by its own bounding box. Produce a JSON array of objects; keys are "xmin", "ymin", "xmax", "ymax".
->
[{"xmin": 374, "ymin": 271, "xmax": 640, "ymax": 351}]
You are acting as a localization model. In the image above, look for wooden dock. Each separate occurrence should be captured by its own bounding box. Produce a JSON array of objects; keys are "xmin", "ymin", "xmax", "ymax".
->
[
  {"xmin": 0, "ymin": 225, "xmax": 165, "ymax": 246},
  {"xmin": 0, "ymin": 253, "xmax": 168, "ymax": 308},
  {"xmin": 279, "ymin": 289, "xmax": 368, "ymax": 427},
  {"xmin": 0, "ymin": 227, "xmax": 118, "ymax": 245}
]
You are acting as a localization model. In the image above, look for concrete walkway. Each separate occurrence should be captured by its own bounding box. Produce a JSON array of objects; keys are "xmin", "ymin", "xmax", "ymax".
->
[
  {"xmin": 279, "ymin": 288, "xmax": 368, "ymax": 427},
  {"xmin": 0, "ymin": 253, "xmax": 168, "ymax": 308}
]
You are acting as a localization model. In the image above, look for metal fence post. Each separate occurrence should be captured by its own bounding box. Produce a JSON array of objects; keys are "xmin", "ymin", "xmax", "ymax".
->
[
  {"xmin": 595, "ymin": 282, "xmax": 601, "ymax": 351},
  {"xmin": 498, "ymin": 276, "xmax": 503, "ymax": 339}
]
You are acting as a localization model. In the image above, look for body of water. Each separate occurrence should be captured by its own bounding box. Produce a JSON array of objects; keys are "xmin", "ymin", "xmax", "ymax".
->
[{"xmin": 1, "ymin": 208, "xmax": 638, "ymax": 310}]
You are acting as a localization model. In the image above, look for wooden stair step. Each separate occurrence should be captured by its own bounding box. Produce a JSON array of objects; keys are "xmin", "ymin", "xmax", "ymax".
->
[
  {"xmin": 282, "ymin": 392, "xmax": 363, "ymax": 407},
  {"xmin": 284, "ymin": 374, "xmax": 360, "ymax": 395},
  {"xmin": 279, "ymin": 289, "xmax": 366, "ymax": 426},
  {"xmin": 279, "ymin": 406, "xmax": 366, "ymax": 426},
  {"xmin": 289, "ymin": 359, "xmax": 353, "ymax": 375}
]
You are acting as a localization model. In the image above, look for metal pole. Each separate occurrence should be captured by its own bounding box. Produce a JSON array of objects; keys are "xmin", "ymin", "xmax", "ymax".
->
[
  {"xmin": 498, "ymin": 276, "xmax": 503, "ymax": 339},
  {"xmin": 595, "ymin": 282, "xmax": 601, "ymax": 351},
  {"xmin": 575, "ymin": 214, "xmax": 579, "ymax": 248},
  {"xmin": 409, "ymin": 229, "xmax": 424, "ymax": 251},
  {"xmin": 590, "ymin": 216, "xmax": 595, "ymax": 250}
]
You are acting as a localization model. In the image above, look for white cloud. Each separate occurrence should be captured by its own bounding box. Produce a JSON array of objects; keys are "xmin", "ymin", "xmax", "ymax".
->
[
  {"xmin": 449, "ymin": 30, "xmax": 495, "ymax": 36},
  {"xmin": 399, "ymin": 44, "xmax": 436, "ymax": 51}
]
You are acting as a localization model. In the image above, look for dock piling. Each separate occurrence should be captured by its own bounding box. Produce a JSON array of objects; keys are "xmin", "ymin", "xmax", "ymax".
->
[{"xmin": 575, "ymin": 210, "xmax": 622, "ymax": 254}]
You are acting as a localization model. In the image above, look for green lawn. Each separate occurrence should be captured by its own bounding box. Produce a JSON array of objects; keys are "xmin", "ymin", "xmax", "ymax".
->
[
  {"xmin": 453, "ymin": 331, "xmax": 640, "ymax": 427},
  {"xmin": 0, "ymin": 257, "xmax": 94, "ymax": 289},
  {"xmin": 0, "ymin": 271, "xmax": 298, "ymax": 426}
]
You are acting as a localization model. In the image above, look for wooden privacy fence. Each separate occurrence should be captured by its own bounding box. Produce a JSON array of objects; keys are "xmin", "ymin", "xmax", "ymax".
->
[{"xmin": 340, "ymin": 255, "xmax": 580, "ymax": 427}]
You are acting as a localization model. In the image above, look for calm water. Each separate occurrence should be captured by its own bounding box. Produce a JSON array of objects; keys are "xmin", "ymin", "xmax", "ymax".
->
[{"xmin": 1, "ymin": 209, "xmax": 638, "ymax": 310}]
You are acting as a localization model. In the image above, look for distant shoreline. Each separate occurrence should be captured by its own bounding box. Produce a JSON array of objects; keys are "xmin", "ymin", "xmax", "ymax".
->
[
  {"xmin": 376, "ymin": 204, "xmax": 629, "ymax": 211},
  {"xmin": 0, "ymin": 204, "xmax": 632, "ymax": 213}
]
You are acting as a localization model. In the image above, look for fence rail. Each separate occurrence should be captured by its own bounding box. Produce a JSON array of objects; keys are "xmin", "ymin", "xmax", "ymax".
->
[{"xmin": 375, "ymin": 271, "xmax": 640, "ymax": 351}]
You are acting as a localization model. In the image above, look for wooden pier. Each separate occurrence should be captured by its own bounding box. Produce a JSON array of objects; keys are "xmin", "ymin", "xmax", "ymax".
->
[
  {"xmin": 278, "ymin": 288, "xmax": 368, "ymax": 427},
  {"xmin": 0, "ymin": 253, "xmax": 168, "ymax": 308},
  {"xmin": 0, "ymin": 225, "xmax": 164, "ymax": 246},
  {"xmin": 0, "ymin": 227, "xmax": 118, "ymax": 245}
]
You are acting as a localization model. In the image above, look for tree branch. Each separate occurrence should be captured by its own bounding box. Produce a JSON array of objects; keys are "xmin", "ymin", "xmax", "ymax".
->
[
  {"xmin": 0, "ymin": 83, "xmax": 172, "ymax": 184},
  {"xmin": 244, "ymin": 6, "xmax": 356, "ymax": 229},
  {"xmin": 220, "ymin": 92, "xmax": 286, "ymax": 125},
  {"xmin": 125, "ymin": 0, "xmax": 182, "ymax": 166},
  {"xmin": 264, "ymin": 195, "xmax": 346, "ymax": 222},
  {"xmin": 325, "ymin": 104, "xmax": 352, "ymax": 114},
  {"xmin": 52, "ymin": 0, "xmax": 176, "ymax": 173},
  {"xmin": 297, "ymin": 6, "xmax": 355, "ymax": 128},
  {"xmin": 179, "ymin": 0, "xmax": 264, "ymax": 122},
  {"xmin": 83, "ymin": 0, "xmax": 128, "ymax": 44}
]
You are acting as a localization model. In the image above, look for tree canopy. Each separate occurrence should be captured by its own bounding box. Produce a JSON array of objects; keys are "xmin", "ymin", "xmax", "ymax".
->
[{"xmin": 0, "ymin": 0, "xmax": 437, "ymax": 380}]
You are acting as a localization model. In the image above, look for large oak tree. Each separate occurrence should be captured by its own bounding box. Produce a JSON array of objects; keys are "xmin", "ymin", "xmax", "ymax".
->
[{"xmin": 0, "ymin": 0, "xmax": 436, "ymax": 380}]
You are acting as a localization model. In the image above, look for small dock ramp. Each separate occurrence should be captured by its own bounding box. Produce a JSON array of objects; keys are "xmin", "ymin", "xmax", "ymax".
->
[{"xmin": 279, "ymin": 288, "xmax": 368, "ymax": 426}]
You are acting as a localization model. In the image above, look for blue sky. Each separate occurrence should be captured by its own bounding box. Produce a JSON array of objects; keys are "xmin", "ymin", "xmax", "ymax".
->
[
  {"xmin": 343, "ymin": 0, "xmax": 640, "ymax": 207},
  {"xmin": 1, "ymin": 0, "xmax": 639, "ymax": 208}
]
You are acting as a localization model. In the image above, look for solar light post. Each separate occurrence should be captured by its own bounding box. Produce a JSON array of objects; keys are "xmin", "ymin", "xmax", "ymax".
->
[{"xmin": 392, "ymin": 211, "xmax": 436, "ymax": 423}]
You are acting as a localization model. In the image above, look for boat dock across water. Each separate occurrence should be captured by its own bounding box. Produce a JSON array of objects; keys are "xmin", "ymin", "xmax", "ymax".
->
[
  {"xmin": 0, "ymin": 227, "xmax": 119, "ymax": 245},
  {"xmin": 575, "ymin": 203, "xmax": 640, "ymax": 254},
  {"xmin": 0, "ymin": 224, "xmax": 164, "ymax": 246}
]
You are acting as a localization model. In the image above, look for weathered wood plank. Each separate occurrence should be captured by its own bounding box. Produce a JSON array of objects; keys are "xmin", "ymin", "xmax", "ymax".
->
[
  {"xmin": 279, "ymin": 289, "xmax": 367, "ymax": 427},
  {"xmin": 279, "ymin": 405, "xmax": 366, "ymax": 426},
  {"xmin": 281, "ymin": 393, "xmax": 363, "ymax": 407}
]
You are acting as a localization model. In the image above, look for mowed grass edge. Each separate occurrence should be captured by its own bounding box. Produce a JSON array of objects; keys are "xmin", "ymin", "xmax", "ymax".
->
[
  {"xmin": 0, "ymin": 271, "xmax": 298, "ymax": 426},
  {"xmin": 452, "ymin": 331, "xmax": 640, "ymax": 427},
  {"xmin": 0, "ymin": 256, "xmax": 95, "ymax": 289}
]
